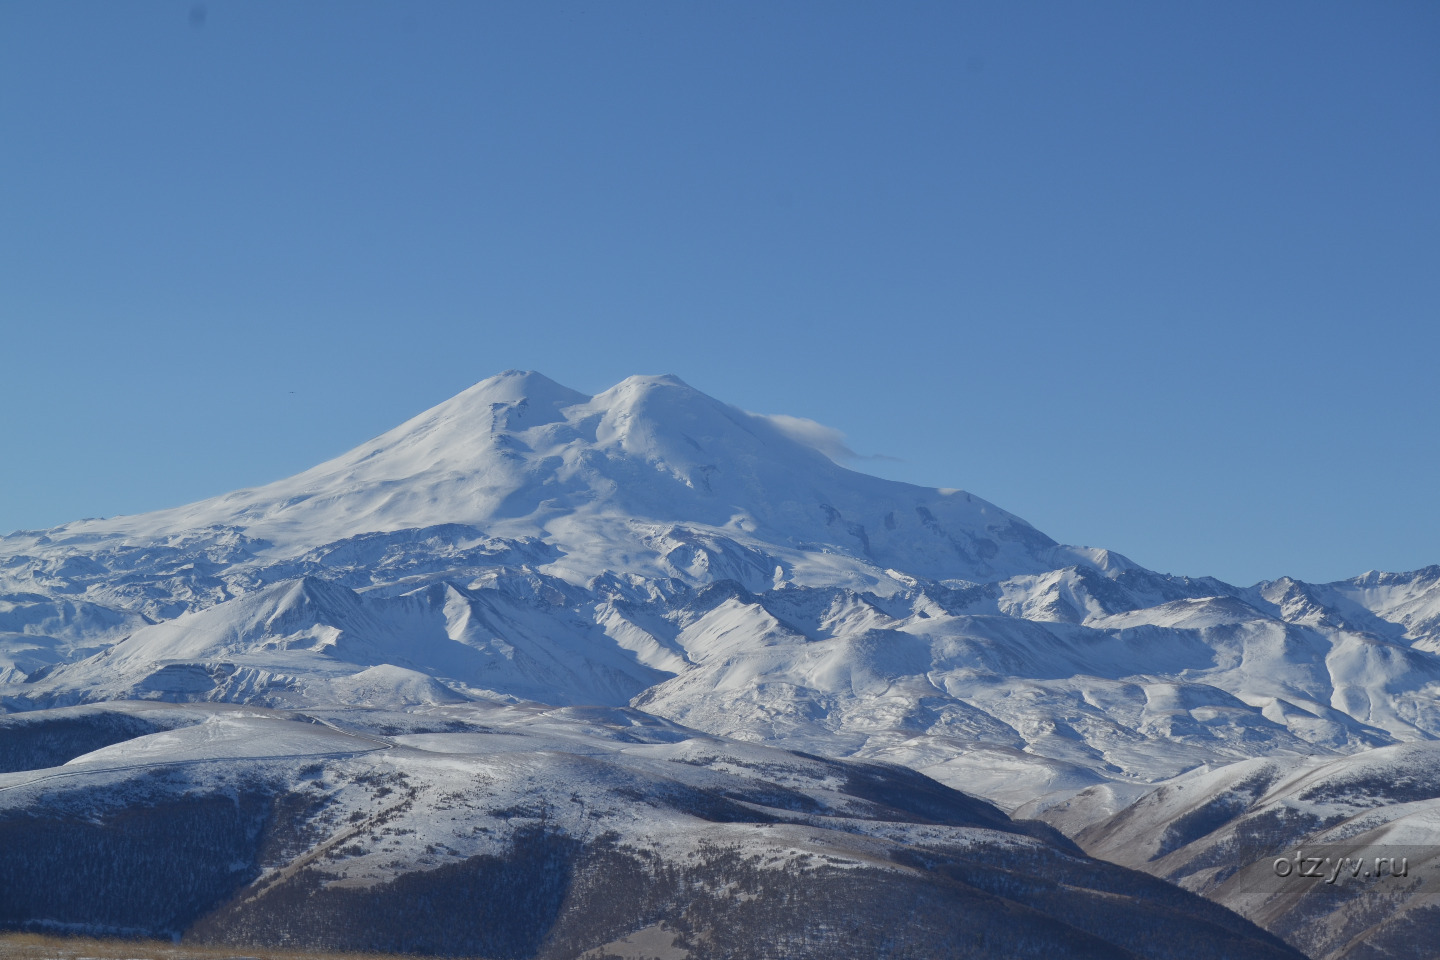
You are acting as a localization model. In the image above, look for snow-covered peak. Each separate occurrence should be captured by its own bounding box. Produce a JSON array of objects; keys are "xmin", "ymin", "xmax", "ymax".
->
[
  {"xmin": 468, "ymin": 368, "xmax": 591, "ymax": 405},
  {"xmin": 17, "ymin": 372, "xmax": 1068, "ymax": 586}
]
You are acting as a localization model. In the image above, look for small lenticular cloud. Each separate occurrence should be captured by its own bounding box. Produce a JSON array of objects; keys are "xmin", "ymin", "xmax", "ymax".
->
[{"xmin": 752, "ymin": 412, "xmax": 900, "ymax": 464}]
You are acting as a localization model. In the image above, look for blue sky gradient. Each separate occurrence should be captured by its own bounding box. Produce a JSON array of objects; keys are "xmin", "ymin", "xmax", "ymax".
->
[{"xmin": 2, "ymin": 1, "xmax": 1437, "ymax": 585}]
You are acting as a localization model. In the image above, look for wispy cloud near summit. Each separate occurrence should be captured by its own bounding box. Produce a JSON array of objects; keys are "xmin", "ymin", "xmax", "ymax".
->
[{"xmin": 751, "ymin": 412, "xmax": 901, "ymax": 465}]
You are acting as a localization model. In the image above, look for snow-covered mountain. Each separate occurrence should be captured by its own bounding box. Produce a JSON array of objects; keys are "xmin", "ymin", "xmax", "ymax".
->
[
  {"xmin": 6, "ymin": 371, "xmax": 1071, "ymax": 585},
  {"xmin": 3, "ymin": 370, "xmax": 1439, "ymax": 956}
]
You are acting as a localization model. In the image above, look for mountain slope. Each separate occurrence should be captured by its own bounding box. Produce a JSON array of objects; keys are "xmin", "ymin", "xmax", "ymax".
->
[
  {"xmin": 0, "ymin": 700, "xmax": 1305, "ymax": 959},
  {"xmin": 1048, "ymin": 743, "xmax": 1440, "ymax": 959}
]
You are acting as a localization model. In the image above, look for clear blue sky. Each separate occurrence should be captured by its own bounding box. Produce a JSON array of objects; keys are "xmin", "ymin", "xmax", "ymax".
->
[{"xmin": 2, "ymin": 1, "xmax": 1437, "ymax": 586}]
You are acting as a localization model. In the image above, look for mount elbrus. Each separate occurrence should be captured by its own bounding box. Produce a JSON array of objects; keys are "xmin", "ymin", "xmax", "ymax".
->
[{"xmin": 2, "ymin": 371, "xmax": 1437, "ymax": 959}]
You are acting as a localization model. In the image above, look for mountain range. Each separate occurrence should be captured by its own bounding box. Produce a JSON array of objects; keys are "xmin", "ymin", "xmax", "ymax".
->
[{"xmin": 3, "ymin": 370, "xmax": 1438, "ymax": 959}]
